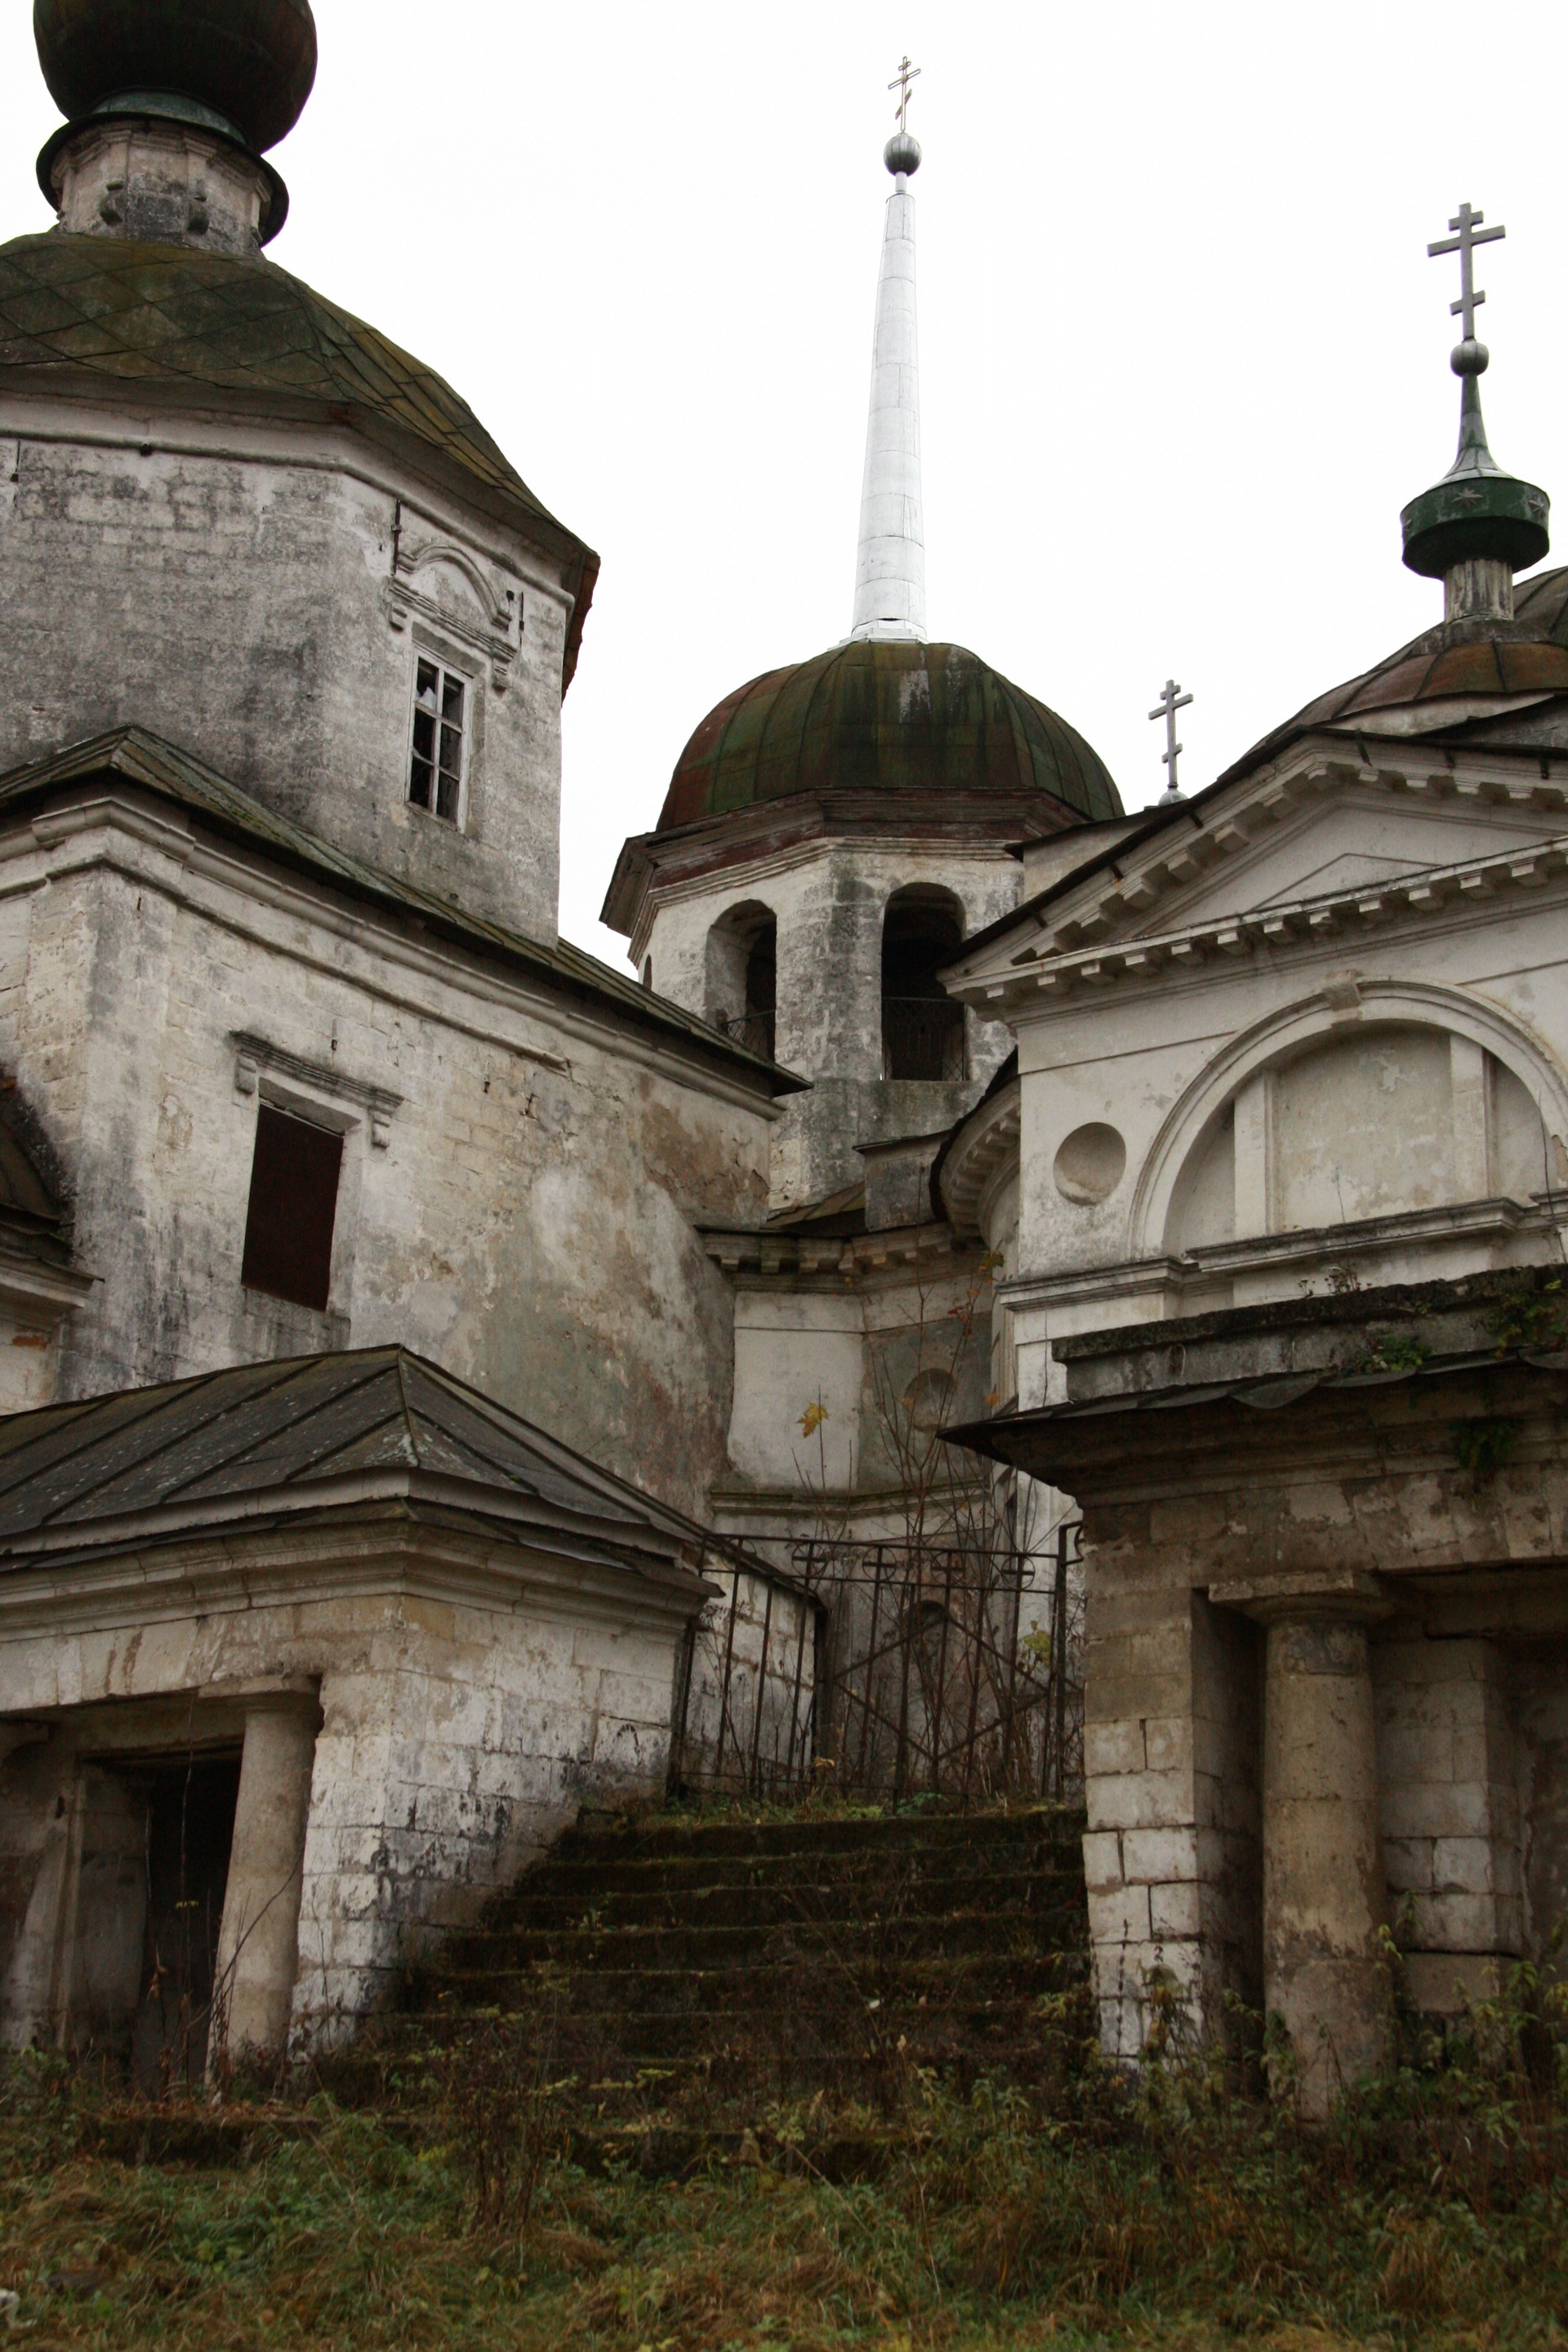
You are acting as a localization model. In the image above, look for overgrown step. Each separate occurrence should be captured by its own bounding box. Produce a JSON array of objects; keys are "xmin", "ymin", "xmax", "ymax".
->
[{"xmin": 370, "ymin": 1802, "xmax": 1088, "ymax": 2123}]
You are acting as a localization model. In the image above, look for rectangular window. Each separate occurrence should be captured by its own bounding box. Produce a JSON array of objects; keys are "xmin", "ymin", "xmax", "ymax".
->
[
  {"xmin": 239, "ymin": 1104, "xmax": 343, "ymax": 1312},
  {"xmin": 408, "ymin": 656, "xmax": 466, "ymax": 825}
]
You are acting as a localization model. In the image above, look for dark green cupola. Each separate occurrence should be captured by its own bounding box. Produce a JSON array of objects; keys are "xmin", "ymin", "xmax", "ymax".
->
[{"xmin": 1401, "ymin": 202, "xmax": 1548, "ymax": 617}]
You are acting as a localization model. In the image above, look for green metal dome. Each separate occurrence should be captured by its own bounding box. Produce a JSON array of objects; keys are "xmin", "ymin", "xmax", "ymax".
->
[
  {"xmin": 34, "ymin": 0, "xmax": 317, "ymax": 155},
  {"xmin": 657, "ymin": 639, "xmax": 1121, "ymax": 832}
]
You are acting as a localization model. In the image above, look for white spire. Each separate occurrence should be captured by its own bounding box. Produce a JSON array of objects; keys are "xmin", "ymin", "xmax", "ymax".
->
[{"xmin": 849, "ymin": 118, "xmax": 926, "ymax": 643}]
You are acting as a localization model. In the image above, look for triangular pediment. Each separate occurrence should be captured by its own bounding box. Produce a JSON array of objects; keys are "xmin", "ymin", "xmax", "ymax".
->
[{"xmin": 946, "ymin": 731, "xmax": 1568, "ymax": 1005}]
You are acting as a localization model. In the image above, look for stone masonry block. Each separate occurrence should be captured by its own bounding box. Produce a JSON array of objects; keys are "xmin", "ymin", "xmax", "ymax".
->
[
  {"xmin": 1086, "ymin": 1769, "xmax": 1192, "ymax": 1833},
  {"xmin": 1089, "ymin": 1883, "xmax": 1152, "ymax": 1944},
  {"xmin": 1383, "ymin": 1836, "xmax": 1436, "ymax": 1893},
  {"xmin": 1433, "ymin": 1837, "xmax": 1498, "ymax": 1895},
  {"xmin": 1086, "ymin": 1673, "xmax": 1192, "ymax": 1728},
  {"xmin": 1149, "ymin": 1880, "xmax": 1202, "ymax": 1940},
  {"xmin": 1084, "ymin": 1721, "xmax": 1146, "ymax": 1777},
  {"xmin": 1377, "ymin": 1722, "xmax": 1456, "ymax": 1786},
  {"xmin": 1086, "ymin": 1586, "xmax": 1196, "ymax": 1640},
  {"xmin": 1143, "ymin": 1716, "xmax": 1193, "ymax": 1774},
  {"xmin": 1387, "ymin": 1782, "xmax": 1491, "ymax": 1839},
  {"xmin": 1121, "ymin": 1825, "xmax": 1200, "ymax": 1886},
  {"xmin": 1407, "ymin": 1891, "xmax": 1505, "ymax": 1951},
  {"xmin": 1081, "ymin": 1831, "xmax": 1124, "ymax": 1891}
]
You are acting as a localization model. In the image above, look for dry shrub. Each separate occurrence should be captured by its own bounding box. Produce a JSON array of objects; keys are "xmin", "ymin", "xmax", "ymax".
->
[{"xmin": 437, "ymin": 2004, "xmax": 573, "ymax": 2232}]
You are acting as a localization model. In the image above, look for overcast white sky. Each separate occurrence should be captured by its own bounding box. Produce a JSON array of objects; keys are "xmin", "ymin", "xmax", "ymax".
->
[{"xmin": 4, "ymin": 2, "xmax": 1567, "ymax": 969}]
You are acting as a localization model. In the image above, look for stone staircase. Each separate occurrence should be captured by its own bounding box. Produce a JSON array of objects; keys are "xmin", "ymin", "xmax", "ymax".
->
[{"xmin": 350, "ymin": 1804, "xmax": 1088, "ymax": 2141}]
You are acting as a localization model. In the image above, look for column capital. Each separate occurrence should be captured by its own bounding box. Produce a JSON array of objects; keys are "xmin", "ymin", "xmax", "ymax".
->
[{"xmin": 1209, "ymin": 1567, "xmax": 1394, "ymax": 1626}]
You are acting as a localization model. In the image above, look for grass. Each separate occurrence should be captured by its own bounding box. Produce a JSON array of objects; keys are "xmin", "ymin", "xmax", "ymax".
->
[{"xmin": 2, "ymin": 1971, "xmax": 1568, "ymax": 2351}]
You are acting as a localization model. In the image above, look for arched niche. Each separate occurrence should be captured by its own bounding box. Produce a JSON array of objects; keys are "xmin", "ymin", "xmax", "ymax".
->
[
  {"xmin": 882, "ymin": 885, "xmax": 965, "ymax": 1081},
  {"xmin": 1156, "ymin": 995, "xmax": 1568, "ymax": 1255},
  {"xmin": 704, "ymin": 901, "xmax": 776, "ymax": 1060}
]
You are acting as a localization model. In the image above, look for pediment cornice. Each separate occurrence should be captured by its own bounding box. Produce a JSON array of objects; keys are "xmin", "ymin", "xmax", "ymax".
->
[{"xmin": 946, "ymin": 737, "xmax": 1568, "ymax": 1013}]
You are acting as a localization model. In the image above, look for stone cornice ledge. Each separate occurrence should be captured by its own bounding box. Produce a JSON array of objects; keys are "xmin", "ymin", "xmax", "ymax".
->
[
  {"xmin": 1000, "ymin": 1196, "xmax": 1563, "ymax": 1321},
  {"xmin": 947, "ymin": 743, "xmax": 1568, "ymax": 1010},
  {"xmin": 0, "ymin": 1517, "xmax": 713, "ymax": 1641}
]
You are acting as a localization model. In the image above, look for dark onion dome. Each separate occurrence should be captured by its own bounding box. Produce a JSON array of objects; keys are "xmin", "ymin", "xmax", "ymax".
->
[
  {"xmin": 0, "ymin": 232, "xmax": 599, "ymax": 688},
  {"xmin": 34, "ymin": 0, "xmax": 317, "ymax": 155},
  {"xmin": 657, "ymin": 639, "xmax": 1121, "ymax": 833}
]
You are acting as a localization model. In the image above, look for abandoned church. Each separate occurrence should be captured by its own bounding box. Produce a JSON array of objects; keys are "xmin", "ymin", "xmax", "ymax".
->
[{"xmin": 1, "ymin": 0, "xmax": 1567, "ymax": 2118}]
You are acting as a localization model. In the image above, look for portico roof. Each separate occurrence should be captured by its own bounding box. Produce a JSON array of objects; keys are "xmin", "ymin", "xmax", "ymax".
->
[{"xmin": 0, "ymin": 1345, "xmax": 717, "ymax": 1592}]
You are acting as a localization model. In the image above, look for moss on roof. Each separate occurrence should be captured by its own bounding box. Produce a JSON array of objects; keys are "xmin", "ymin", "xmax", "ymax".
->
[
  {"xmin": 0, "ymin": 231, "xmax": 599, "ymax": 684},
  {"xmin": 659, "ymin": 639, "xmax": 1121, "ymax": 832}
]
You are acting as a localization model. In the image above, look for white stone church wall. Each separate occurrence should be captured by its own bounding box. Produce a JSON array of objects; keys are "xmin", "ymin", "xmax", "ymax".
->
[
  {"xmin": 0, "ymin": 409, "xmax": 570, "ymax": 942},
  {"xmin": 0, "ymin": 803, "xmax": 773, "ymax": 1521}
]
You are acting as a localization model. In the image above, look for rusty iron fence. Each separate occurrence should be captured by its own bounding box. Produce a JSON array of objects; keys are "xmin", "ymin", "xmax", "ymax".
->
[{"xmin": 670, "ymin": 1520, "xmax": 1083, "ymax": 1806}]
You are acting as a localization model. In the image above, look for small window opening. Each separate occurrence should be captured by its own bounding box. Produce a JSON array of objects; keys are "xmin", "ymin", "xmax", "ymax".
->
[
  {"xmin": 408, "ymin": 656, "xmax": 466, "ymax": 824},
  {"xmin": 705, "ymin": 902, "xmax": 777, "ymax": 1061},
  {"xmin": 882, "ymin": 889, "xmax": 966, "ymax": 1080},
  {"xmin": 240, "ymin": 1104, "xmax": 342, "ymax": 1312},
  {"xmin": 642, "ymin": 957, "xmax": 653, "ymax": 991}
]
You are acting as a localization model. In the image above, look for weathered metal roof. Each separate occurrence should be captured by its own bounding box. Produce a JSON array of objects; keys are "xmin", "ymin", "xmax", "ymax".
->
[
  {"xmin": 0, "ymin": 1346, "xmax": 713, "ymax": 1583},
  {"xmin": 0, "ymin": 728, "xmax": 804, "ymax": 1098},
  {"xmin": 657, "ymin": 639, "xmax": 1121, "ymax": 833},
  {"xmin": 1276, "ymin": 631, "xmax": 1568, "ymax": 736},
  {"xmin": 0, "ymin": 232, "xmax": 599, "ymax": 688}
]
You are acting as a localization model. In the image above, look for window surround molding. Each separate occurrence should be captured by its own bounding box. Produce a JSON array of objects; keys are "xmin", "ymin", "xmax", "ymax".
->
[
  {"xmin": 384, "ymin": 504, "xmax": 521, "ymax": 696},
  {"xmin": 230, "ymin": 1032, "xmax": 403, "ymax": 1150}
]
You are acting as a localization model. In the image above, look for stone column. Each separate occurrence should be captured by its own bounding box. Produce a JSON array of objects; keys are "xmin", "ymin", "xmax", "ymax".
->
[
  {"xmin": 1260, "ymin": 1607, "xmax": 1388, "ymax": 2113},
  {"xmin": 211, "ymin": 1688, "xmax": 320, "ymax": 2070}
]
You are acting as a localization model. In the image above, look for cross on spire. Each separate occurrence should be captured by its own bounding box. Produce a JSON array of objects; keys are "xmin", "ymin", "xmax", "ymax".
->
[
  {"xmin": 1428, "ymin": 202, "xmax": 1505, "ymax": 344},
  {"xmin": 1149, "ymin": 678, "xmax": 1193, "ymax": 801},
  {"xmin": 889, "ymin": 56, "xmax": 920, "ymax": 131}
]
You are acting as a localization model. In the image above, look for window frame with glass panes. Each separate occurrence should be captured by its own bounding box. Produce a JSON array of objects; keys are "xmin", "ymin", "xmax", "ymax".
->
[{"xmin": 408, "ymin": 653, "xmax": 470, "ymax": 826}]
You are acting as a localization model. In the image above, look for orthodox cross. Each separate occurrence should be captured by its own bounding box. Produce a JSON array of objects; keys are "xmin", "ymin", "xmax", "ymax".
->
[
  {"xmin": 1149, "ymin": 678, "xmax": 1192, "ymax": 798},
  {"xmin": 889, "ymin": 56, "xmax": 921, "ymax": 130},
  {"xmin": 1428, "ymin": 202, "xmax": 1504, "ymax": 341}
]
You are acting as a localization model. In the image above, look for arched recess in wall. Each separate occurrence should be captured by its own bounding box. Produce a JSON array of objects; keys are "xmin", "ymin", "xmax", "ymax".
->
[
  {"xmin": 1135, "ymin": 982, "xmax": 1568, "ymax": 1258},
  {"xmin": 882, "ymin": 886, "xmax": 965, "ymax": 1080},
  {"xmin": 705, "ymin": 901, "xmax": 777, "ymax": 1060}
]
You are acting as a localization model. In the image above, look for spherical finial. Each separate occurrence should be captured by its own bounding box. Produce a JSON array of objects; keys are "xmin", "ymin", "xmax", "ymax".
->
[
  {"xmin": 884, "ymin": 131, "xmax": 921, "ymax": 177},
  {"xmin": 33, "ymin": 0, "xmax": 318, "ymax": 155},
  {"xmin": 1450, "ymin": 337, "xmax": 1490, "ymax": 377}
]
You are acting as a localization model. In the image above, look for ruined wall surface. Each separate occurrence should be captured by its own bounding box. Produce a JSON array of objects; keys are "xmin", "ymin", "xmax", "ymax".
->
[
  {"xmin": 0, "ymin": 402, "xmax": 572, "ymax": 941},
  {"xmin": 641, "ymin": 837, "xmax": 1019, "ymax": 1206},
  {"xmin": 1080, "ymin": 1546, "xmax": 1262, "ymax": 2058},
  {"xmin": 0, "ymin": 802, "xmax": 773, "ymax": 1519},
  {"xmin": 1022, "ymin": 1337, "xmax": 1568, "ymax": 2057},
  {"xmin": 0, "ymin": 1534, "xmax": 687, "ymax": 2042}
]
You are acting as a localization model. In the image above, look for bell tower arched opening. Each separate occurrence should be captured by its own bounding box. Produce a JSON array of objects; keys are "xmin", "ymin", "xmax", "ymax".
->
[
  {"xmin": 705, "ymin": 902, "xmax": 777, "ymax": 1062},
  {"xmin": 881, "ymin": 887, "xmax": 965, "ymax": 1080}
]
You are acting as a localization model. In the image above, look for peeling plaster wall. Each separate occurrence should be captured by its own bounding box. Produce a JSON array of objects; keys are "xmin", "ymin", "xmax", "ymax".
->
[
  {"xmin": 0, "ymin": 413, "xmax": 571, "ymax": 942},
  {"xmin": 0, "ymin": 809, "xmax": 772, "ymax": 1520}
]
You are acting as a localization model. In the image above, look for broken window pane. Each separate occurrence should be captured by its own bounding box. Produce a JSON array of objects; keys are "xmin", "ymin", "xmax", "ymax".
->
[
  {"xmin": 408, "ymin": 657, "xmax": 467, "ymax": 827},
  {"xmin": 239, "ymin": 1104, "xmax": 343, "ymax": 1312}
]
